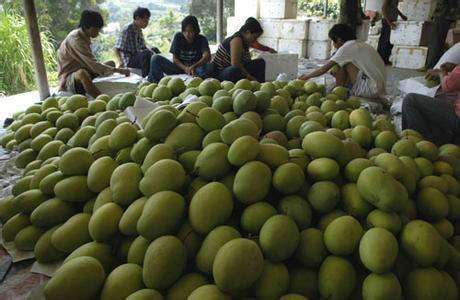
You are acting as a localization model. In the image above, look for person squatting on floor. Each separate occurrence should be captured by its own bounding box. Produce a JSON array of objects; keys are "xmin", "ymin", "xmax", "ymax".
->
[
  {"xmin": 57, "ymin": 10, "xmax": 130, "ymax": 98},
  {"xmin": 115, "ymin": 7, "xmax": 160, "ymax": 77},
  {"xmin": 147, "ymin": 16, "xmax": 211, "ymax": 83},
  {"xmin": 299, "ymin": 24, "xmax": 386, "ymax": 100}
]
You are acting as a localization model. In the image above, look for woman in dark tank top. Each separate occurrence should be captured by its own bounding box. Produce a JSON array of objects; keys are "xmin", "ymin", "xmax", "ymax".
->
[{"xmin": 210, "ymin": 18, "xmax": 266, "ymax": 83}]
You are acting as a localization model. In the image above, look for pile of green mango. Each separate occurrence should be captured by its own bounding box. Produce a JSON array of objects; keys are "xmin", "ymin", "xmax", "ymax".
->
[{"xmin": 0, "ymin": 76, "xmax": 459, "ymax": 300}]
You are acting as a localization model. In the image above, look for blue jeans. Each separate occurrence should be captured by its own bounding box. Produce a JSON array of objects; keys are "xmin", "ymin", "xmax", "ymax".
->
[
  {"xmin": 218, "ymin": 58, "xmax": 265, "ymax": 83},
  {"xmin": 147, "ymin": 54, "xmax": 207, "ymax": 83}
]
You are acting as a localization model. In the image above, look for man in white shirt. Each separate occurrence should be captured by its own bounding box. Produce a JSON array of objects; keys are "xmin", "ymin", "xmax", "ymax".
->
[{"xmin": 299, "ymin": 24, "xmax": 386, "ymax": 99}]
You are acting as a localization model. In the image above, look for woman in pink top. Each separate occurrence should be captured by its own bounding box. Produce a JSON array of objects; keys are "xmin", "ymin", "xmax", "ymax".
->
[{"xmin": 402, "ymin": 63, "xmax": 460, "ymax": 145}]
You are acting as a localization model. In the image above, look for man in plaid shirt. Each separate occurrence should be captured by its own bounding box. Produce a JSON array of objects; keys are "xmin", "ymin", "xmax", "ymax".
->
[{"xmin": 115, "ymin": 7, "xmax": 159, "ymax": 77}]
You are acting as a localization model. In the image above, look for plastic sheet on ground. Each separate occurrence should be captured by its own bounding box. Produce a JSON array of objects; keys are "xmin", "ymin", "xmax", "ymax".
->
[
  {"xmin": 31, "ymin": 260, "xmax": 63, "ymax": 278},
  {"xmin": 398, "ymin": 76, "xmax": 439, "ymax": 98},
  {"xmin": 0, "ymin": 234, "xmax": 35, "ymax": 263},
  {"xmin": 0, "ymin": 248, "xmax": 48, "ymax": 300}
]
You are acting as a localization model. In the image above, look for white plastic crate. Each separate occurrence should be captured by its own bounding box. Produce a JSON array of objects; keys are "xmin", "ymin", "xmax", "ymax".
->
[
  {"xmin": 366, "ymin": 35, "xmax": 380, "ymax": 50},
  {"xmin": 278, "ymin": 38, "xmax": 307, "ymax": 57},
  {"xmin": 257, "ymin": 37, "xmax": 279, "ymax": 51},
  {"xmin": 307, "ymin": 40, "xmax": 331, "ymax": 60},
  {"xmin": 308, "ymin": 19, "xmax": 335, "ymax": 41},
  {"xmin": 259, "ymin": 0, "xmax": 298, "ymax": 19},
  {"xmin": 390, "ymin": 21, "xmax": 431, "ymax": 46},
  {"xmin": 280, "ymin": 19, "xmax": 309, "ymax": 40},
  {"xmin": 398, "ymin": 0, "xmax": 436, "ymax": 21},
  {"xmin": 255, "ymin": 53, "xmax": 299, "ymax": 81},
  {"xmin": 226, "ymin": 16, "xmax": 246, "ymax": 37},
  {"xmin": 391, "ymin": 45, "xmax": 428, "ymax": 69},
  {"xmin": 235, "ymin": 0, "xmax": 259, "ymax": 18},
  {"xmin": 260, "ymin": 19, "xmax": 282, "ymax": 38}
]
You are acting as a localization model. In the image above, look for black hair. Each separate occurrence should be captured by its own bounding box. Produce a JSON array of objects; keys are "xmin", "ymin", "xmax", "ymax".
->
[
  {"xmin": 181, "ymin": 15, "xmax": 200, "ymax": 34},
  {"xmin": 133, "ymin": 7, "xmax": 151, "ymax": 20},
  {"xmin": 239, "ymin": 17, "xmax": 263, "ymax": 35},
  {"xmin": 328, "ymin": 23, "xmax": 357, "ymax": 43},
  {"xmin": 78, "ymin": 10, "xmax": 104, "ymax": 29}
]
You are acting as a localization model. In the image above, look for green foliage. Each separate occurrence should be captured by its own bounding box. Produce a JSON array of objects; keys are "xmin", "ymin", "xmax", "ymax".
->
[
  {"xmin": 3, "ymin": 0, "xmax": 108, "ymax": 47},
  {"xmin": 144, "ymin": 10, "xmax": 185, "ymax": 53},
  {"xmin": 298, "ymin": 0, "xmax": 340, "ymax": 19},
  {"xmin": 190, "ymin": 0, "xmax": 235, "ymax": 43},
  {"xmin": 0, "ymin": 8, "xmax": 57, "ymax": 95},
  {"xmin": 92, "ymin": 33, "xmax": 117, "ymax": 63}
]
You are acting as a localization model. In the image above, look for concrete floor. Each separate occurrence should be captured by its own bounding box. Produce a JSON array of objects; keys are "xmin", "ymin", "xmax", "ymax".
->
[{"xmin": 0, "ymin": 62, "xmax": 424, "ymax": 127}]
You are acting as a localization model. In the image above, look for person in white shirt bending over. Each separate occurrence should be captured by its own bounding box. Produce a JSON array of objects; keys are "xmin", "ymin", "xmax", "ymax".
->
[{"xmin": 299, "ymin": 23, "xmax": 386, "ymax": 100}]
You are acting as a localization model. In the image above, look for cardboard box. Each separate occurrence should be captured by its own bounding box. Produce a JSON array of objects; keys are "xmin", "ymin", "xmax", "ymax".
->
[
  {"xmin": 259, "ymin": 0, "xmax": 298, "ymax": 19},
  {"xmin": 390, "ymin": 21, "xmax": 431, "ymax": 46},
  {"xmin": 278, "ymin": 38, "xmax": 307, "ymax": 57},
  {"xmin": 391, "ymin": 45, "xmax": 428, "ymax": 69},
  {"xmin": 235, "ymin": 0, "xmax": 259, "ymax": 18}
]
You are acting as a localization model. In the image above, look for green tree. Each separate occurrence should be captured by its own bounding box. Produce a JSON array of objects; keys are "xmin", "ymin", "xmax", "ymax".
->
[
  {"xmin": 1, "ymin": 0, "xmax": 107, "ymax": 46},
  {"xmin": 189, "ymin": 0, "xmax": 235, "ymax": 43},
  {"xmin": 0, "ymin": 7, "xmax": 56, "ymax": 95},
  {"xmin": 298, "ymin": 0, "xmax": 340, "ymax": 19},
  {"xmin": 144, "ymin": 9, "xmax": 185, "ymax": 53}
]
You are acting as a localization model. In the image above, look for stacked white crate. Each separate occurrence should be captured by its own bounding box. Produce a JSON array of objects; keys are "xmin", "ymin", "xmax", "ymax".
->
[
  {"xmin": 226, "ymin": 16, "xmax": 247, "ymax": 37},
  {"xmin": 398, "ymin": 0, "xmax": 436, "ymax": 22},
  {"xmin": 389, "ymin": 0, "xmax": 434, "ymax": 69},
  {"xmin": 277, "ymin": 19, "xmax": 309, "ymax": 57},
  {"xmin": 227, "ymin": 0, "xmax": 301, "ymax": 76},
  {"xmin": 260, "ymin": 0, "xmax": 298, "ymax": 19},
  {"xmin": 235, "ymin": 0, "xmax": 260, "ymax": 19},
  {"xmin": 258, "ymin": 0, "xmax": 309, "ymax": 58},
  {"xmin": 307, "ymin": 19, "xmax": 335, "ymax": 60},
  {"xmin": 228, "ymin": 0, "xmax": 310, "ymax": 56}
]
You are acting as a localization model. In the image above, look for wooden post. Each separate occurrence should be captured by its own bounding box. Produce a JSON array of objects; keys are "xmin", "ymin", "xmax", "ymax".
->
[
  {"xmin": 216, "ymin": 0, "xmax": 224, "ymax": 44},
  {"xmin": 324, "ymin": 0, "xmax": 329, "ymax": 17},
  {"xmin": 23, "ymin": 0, "xmax": 50, "ymax": 100}
]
